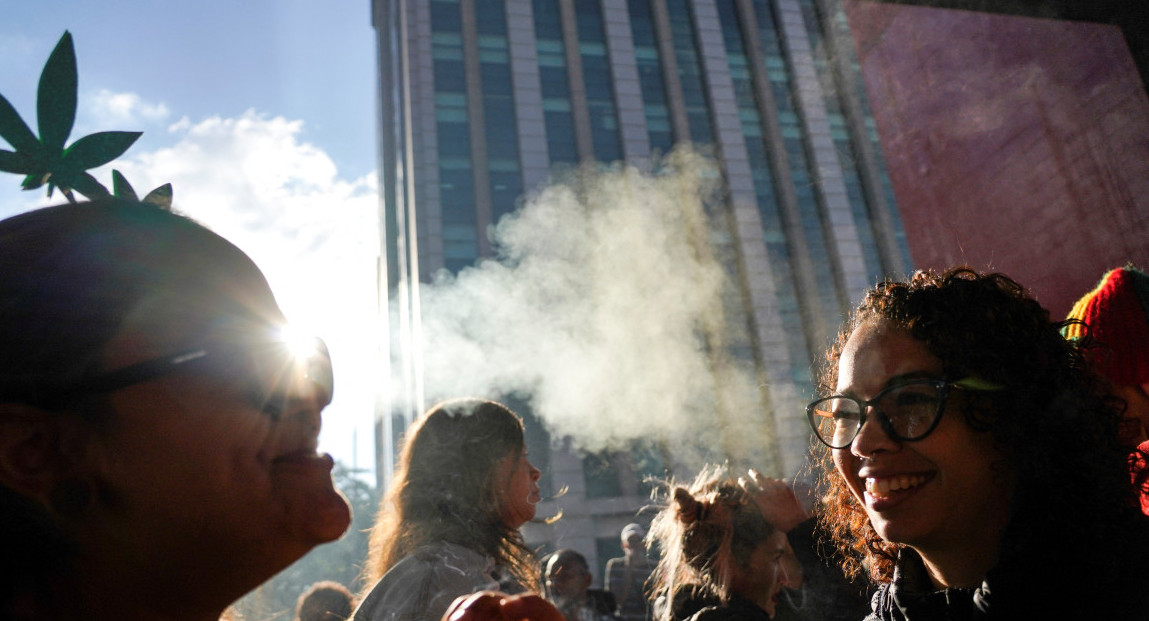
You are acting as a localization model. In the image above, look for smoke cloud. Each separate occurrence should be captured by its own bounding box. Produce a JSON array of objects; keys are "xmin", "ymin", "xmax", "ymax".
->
[{"xmin": 411, "ymin": 149, "xmax": 778, "ymax": 468}]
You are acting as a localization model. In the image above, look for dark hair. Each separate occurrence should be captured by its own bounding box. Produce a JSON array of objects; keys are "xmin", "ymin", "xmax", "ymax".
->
[
  {"xmin": 815, "ymin": 268, "xmax": 1146, "ymax": 593},
  {"xmin": 0, "ymin": 199, "xmax": 267, "ymax": 614},
  {"xmin": 295, "ymin": 581, "xmax": 354, "ymax": 621},
  {"xmin": 546, "ymin": 549, "xmax": 590, "ymax": 575},
  {"xmin": 363, "ymin": 398, "xmax": 539, "ymax": 592},
  {"xmin": 648, "ymin": 466, "xmax": 777, "ymax": 618}
]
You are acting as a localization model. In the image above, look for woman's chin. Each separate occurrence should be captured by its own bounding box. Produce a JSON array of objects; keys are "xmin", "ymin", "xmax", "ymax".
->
[{"xmin": 311, "ymin": 491, "xmax": 353, "ymax": 543}]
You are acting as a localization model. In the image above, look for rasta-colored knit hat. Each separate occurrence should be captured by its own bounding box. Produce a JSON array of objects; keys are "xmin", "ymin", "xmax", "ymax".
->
[{"xmin": 1064, "ymin": 266, "xmax": 1149, "ymax": 386}]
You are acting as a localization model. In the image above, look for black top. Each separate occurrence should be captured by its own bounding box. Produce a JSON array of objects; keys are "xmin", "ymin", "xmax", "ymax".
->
[{"xmin": 690, "ymin": 596, "xmax": 772, "ymax": 621}]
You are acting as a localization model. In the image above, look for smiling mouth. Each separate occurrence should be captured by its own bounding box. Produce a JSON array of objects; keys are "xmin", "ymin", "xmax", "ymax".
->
[{"xmin": 865, "ymin": 474, "xmax": 929, "ymax": 499}]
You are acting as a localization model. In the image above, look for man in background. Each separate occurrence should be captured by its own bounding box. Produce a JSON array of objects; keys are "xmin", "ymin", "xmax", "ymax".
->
[
  {"xmin": 545, "ymin": 549, "xmax": 618, "ymax": 621},
  {"xmin": 296, "ymin": 581, "xmax": 355, "ymax": 621},
  {"xmin": 604, "ymin": 523, "xmax": 652, "ymax": 621}
]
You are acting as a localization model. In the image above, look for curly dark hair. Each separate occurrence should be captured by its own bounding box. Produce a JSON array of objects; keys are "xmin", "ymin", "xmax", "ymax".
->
[
  {"xmin": 814, "ymin": 268, "xmax": 1146, "ymax": 595},
  {"xmin": 362, "ymin": 398, "xmax": 540, "ymax": 593}
]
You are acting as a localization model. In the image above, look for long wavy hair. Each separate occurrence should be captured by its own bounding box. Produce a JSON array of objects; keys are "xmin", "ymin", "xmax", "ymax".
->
[
  {"xmin": 647, "ymin": 465, "xmax": 777, "ymax": 621},
  {"xmin": 815, "ymin": 268, "xmax": 1146, "ymax": 593},
  {"xmin": 362, "ymin": 398, "xmax": 539, "ymax": 592}
]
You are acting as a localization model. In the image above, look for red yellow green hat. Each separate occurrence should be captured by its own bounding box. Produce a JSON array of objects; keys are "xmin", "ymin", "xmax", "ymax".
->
[{"xmin": 1064, "ymin": 266, "xmax": 1149, "ymax": 386}]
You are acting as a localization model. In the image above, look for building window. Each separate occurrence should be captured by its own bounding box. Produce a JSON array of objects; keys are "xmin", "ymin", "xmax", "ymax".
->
[{"xmin": 583, "ymin": 451, "xmax": 623, "ymax": 498}]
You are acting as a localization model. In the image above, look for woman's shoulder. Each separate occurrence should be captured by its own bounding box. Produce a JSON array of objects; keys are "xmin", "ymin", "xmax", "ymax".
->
[
  {"xmin": 413, "ymin": 540, "xmax": 495, "ymax": 568},
  {"xmin": 353, "ymin": 542, "xmax": 498, "ymax": 621}
]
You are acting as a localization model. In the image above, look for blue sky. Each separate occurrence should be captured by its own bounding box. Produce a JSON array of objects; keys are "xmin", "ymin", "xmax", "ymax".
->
[
  {"xmin": 0, "ymin": 1, "xmax": 383, "ymax": 479},
  {"xmin": 0, "ymin": 0, "xmax": 378, "ymax": 178}
]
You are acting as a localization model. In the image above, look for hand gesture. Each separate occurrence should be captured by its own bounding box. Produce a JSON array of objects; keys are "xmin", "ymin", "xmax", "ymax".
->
[{"xmin": 738, "ymin": 469, "xmax": 808, "ymax": 532}]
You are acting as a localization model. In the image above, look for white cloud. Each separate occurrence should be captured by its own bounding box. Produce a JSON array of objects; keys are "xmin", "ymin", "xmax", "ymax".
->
[
  {"xmin": 112, "ymin": 110, "xmax": 382, "ymax": 479},
  {"xmin": 84, "ymin": 89, "xmax": 171, "ymax": 127}
]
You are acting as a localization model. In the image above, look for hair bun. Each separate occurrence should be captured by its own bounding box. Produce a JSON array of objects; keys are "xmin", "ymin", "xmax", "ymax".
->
[{"xmin": 673, "ymin": 487, "xmax": 702, "ymax": 524}]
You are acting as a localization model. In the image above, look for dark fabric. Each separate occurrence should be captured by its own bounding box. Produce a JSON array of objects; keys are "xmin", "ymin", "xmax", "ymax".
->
[
  {"xmin": 587, "ymin": 589, "xmax": 619, "ymax": 617},
  {"xmin": 669, "ymin": 586, "xmax": 721, "ymax": 621},
  {"xmin": 773, "ymin": 519, "xmax": 871, "ymax": 621},
  {"xmin": 689, "ymin": 596, "xmax": 772, "ymax": 621},
  {"xmin": 864, "ymin": 550, "xmax": 980, "ymax": 621},
  {"xmin": 553, "ymin": 589, "xmax": 619, "ymax": 621},
  {"xmin": 863, "ymin": 546, "xmax": 1149, "ymax": 620}
]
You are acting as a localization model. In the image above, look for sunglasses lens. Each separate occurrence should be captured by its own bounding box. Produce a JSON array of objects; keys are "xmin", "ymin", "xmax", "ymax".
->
[
  {"xmin": 302, "ymin": 338, "xmax": 334, "ymax": 403},
  {"xmin": 243, "ymin": 337, "xmax": 334, "ymax": 416}
]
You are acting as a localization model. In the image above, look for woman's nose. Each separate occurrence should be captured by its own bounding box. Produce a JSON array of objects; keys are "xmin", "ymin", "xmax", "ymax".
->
[
  {"xmin": 276, "ymin": 378, "xmax": 325, "ymax": 430},
  {"xmin": 850, "ymin": 408, "xmax": 899, "ymax": 457},
  {"xmin": 529, "ymin": 460, "xmax": 541, "ymax": 481}
]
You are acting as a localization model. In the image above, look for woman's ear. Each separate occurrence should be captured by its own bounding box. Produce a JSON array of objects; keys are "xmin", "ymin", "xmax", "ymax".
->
[{"xmin": 0, "ymin": 404, "xmax": 86, "ymax": 502}]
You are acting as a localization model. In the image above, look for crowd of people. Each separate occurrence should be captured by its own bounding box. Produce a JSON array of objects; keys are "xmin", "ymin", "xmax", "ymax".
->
[{"xmin": 1, "ymin": 197, "xmax": 1147, "ymax": 621}]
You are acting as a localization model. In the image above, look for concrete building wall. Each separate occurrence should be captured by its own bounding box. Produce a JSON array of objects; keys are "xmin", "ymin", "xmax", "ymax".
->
[{"xmin": 845, "ymin": 2, "xmax": 1149, "ymax": 315}]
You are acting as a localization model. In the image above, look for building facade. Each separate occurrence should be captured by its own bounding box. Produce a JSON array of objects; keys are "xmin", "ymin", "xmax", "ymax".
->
[{"xmin": 371, "ymin": 0, "xmax": 910, "ymax": 576}]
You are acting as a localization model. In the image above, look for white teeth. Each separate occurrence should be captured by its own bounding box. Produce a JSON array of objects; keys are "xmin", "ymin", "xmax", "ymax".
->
[{"xmin": 865, "ymin": 475, "xmax": 927, "ymax": 498}]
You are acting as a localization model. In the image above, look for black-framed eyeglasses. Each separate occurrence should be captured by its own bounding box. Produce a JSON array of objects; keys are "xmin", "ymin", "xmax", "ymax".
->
[
  {"xmin": 805, "ymin": 377, "xmax": 1001, "ymax": 449},
  {"xmin": 55, "ymin": 333, "xmax": 334, "ymax": 418}
]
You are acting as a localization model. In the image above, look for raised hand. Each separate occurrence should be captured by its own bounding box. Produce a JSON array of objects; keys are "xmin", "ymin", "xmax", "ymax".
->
[{"xmin": 738, "ymin": 468, "xmax": 808, "ymax": 532}]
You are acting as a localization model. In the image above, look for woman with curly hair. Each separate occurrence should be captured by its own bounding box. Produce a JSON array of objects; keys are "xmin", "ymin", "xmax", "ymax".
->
[
  {"xmin": 807, "ymin": 267, "xmax": 1149, "ymax": 619},
  {"xmin": 354, "ymin": 398, "xmax": 542, "ymax": 621},
  {"xmin": 647, "ymin": 466, "xmax": 801, "ymax": 621}
]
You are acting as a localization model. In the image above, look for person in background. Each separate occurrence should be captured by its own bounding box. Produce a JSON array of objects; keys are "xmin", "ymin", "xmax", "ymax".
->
[
  {"xmin": 354, "ymin": 398, "xmax": 542, "ymax": 621},
  {"xmin": 647, "ymin": 465, "xmax": 794, "ymax": 621},
  {"xmin": 296, "ymin": 581, "xmax": 355, "ymax": 621},
  {"xmin": 810, "ymin": 267, "xmax": 1149, "ymax": 619},
  {"xmin": 1063, "ymin": 265, "xmax": 1149, "ymax": 513},
  {"xmin": 544, "ymin": 549, "xmax": 618, "ymax": 621},
  {"xmin": 605, "ymin": 523, "xmax": 654, "ymax": 621},
  {"xmin": 0, "ymin": 199, "xmax": 351, "ymax": 621},
  {"xmin": 743, "ymin": 473, "xmax": 870, "ymax": 621}
]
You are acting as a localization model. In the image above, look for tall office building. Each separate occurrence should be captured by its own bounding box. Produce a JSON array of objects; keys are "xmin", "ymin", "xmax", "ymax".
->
[{"xmin": 371, "ymin": 0, "xmax": 911, "ymax": 571}]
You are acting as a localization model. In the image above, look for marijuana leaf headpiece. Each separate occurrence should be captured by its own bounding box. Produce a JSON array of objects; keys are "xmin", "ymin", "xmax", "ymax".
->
[{"xmin": 0, "ymin": 31, "xmax": 172, "ymax": 208}]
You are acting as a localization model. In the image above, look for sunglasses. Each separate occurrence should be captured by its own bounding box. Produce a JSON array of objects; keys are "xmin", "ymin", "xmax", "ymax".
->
[{"xmin": 58, "ymin": 331, "xmax": 334, "ymax": 418}]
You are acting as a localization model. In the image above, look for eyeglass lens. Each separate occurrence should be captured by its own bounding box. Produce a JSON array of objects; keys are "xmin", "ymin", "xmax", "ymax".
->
[
  {"xmin": 239, "ymin": 339, "xmax": 334, "ymax": 416},
  {"xmin": 810, "ymin": 382, "xmax": 944, "ymax": 447}
]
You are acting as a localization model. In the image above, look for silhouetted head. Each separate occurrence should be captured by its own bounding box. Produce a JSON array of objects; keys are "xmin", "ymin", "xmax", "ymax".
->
[
  {"xmin": 295, "ymin": 580, "xmax": 354, "ymax": 621},
  {"xmin": 545, "ymin": 549, "xmax": 592, "ymax": 601},
  {"xmin": 649, "ymin": 466, "xmax": 789, "ymax": 619},
  {"xmin": 0, "ymin": 199, "xmax": 350, "ymax": 618},
  {"xmin": 365, "ymin": 398, "xmax": 541, "ymax": 591}
]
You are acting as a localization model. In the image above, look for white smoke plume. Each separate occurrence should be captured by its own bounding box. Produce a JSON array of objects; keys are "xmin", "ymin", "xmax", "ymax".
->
[{"xmin": 411, "ymin": 149, "xmax": 779, "ymax": 468}]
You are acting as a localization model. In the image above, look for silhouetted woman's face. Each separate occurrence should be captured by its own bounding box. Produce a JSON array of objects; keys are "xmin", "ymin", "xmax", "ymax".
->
[
  {"xmin": 78, "ymin": 250, "xmax": 351, "ymax": 585},
  {"xmin": 730, "ymin": 530, "xmax": 790, "ymax": 618},
  {"xmin": 494, "ymin": 445, "xmax": 541, "ymax": 529}
]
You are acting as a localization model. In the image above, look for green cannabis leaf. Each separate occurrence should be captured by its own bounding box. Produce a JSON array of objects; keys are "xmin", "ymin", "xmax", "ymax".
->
[{"xmin": 0, "ymin": 31, "xmax": 173, "ymax": 208}]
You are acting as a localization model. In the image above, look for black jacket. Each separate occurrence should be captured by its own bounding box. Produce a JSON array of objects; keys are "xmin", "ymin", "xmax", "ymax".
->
[
  {"xmin": 865, "ymin": 549, "xmax": 982, "ymax": 621},
  {"xmin": 865, "ymin": 547, "xmax": 1149, "ymax": 621},
  {"xmin": 690, "ymin": 596, "xmax": 772, "ymax": 621}
]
